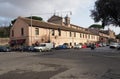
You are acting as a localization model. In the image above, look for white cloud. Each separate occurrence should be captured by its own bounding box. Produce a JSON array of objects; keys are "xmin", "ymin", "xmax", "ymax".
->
[
  {"xmin": 1, "ymin": 0, "xmax": 119, "ymax": 34},
  {"xmin": 0, "ymin": 0, "xmax": 90, "ymax": 25},
  {"xmin": 0, "ymin": 0, "xmax": 94, "ymax": 17}
]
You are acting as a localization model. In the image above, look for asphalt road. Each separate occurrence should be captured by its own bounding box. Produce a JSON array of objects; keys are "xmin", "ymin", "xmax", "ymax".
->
[{"xmin": 0, "ymin": 46, "xmax": 120, "ymax": 79}]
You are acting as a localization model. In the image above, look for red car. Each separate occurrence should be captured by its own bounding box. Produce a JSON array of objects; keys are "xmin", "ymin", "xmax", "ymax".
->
[{"xmin": 82, "ymin": 45, "xmax": 87, "ymax": 48}]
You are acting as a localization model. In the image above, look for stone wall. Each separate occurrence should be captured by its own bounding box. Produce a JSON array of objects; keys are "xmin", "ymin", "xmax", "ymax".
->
[{"xmin": 0, "ymin": 38, "xmax": 9, "ymax": 45}]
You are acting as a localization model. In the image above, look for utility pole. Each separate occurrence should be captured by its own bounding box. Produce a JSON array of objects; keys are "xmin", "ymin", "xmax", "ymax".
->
[{"xmin": 30, "ymin": 14, "xmax": 32, "ymax": 46}]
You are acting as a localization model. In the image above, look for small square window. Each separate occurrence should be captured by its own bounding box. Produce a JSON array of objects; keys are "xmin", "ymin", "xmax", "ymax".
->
[{"xmin": 35, "ymin": 28, "xmax": 39, "ymax": 35}]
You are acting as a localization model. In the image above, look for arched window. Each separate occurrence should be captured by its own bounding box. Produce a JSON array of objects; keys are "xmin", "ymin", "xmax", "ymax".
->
[
  {"xmin": 58, "ymin": 28, "xmax": 61, "ymax": 36},
  {"xmin": 70, "ymin": 32, "xmax": 72, "ymax": 37},
  {"xmin": 21, "ymin": 28, "xmax": 24, "ymax": 36},
  {"xmin": 52, "ymin": 29, "xmax": 55, "ymax": 36},
  {"xmin": 74, "ymin": 32, "xmax": 76, "ymax": 37},
  {"xmin": 12, "ymin": 30, "xmax": 14, "ymax": 37}
]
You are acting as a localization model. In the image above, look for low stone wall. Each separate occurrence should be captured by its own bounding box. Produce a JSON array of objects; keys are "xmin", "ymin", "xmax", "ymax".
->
[{"xmin": 0, "ymin": 38, "xmax": 9, "ymax": 45}]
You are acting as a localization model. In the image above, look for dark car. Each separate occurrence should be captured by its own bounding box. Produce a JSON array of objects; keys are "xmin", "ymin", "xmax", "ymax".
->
[
  {"xmin": 21, "ymin": 46, "xmax": 35, "ymax": 52},
  {"xmin": 63, "ymin": 43, "xmax": 70, "ymax": 48},
  {"xmin": 55, "ymin": 45, "xmax": 68, "ymax": 50},
  {"xmin": 0, "ymin": 46, "xmax": 11, "ymax": 52}
]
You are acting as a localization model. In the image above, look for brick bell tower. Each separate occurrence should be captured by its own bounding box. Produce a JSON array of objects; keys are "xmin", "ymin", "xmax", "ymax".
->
[{"xmin": 64, "ymin": 15, "xmax": 70, "ymax": 27}]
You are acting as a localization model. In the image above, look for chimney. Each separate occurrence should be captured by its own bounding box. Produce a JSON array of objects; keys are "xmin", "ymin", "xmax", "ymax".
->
[{"xmin": 64, "ymin": 15, "xmax": 70, "ymax": 26}]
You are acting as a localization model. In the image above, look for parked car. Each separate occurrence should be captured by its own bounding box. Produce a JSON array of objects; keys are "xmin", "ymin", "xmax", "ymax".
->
[
  {"xmin": 109, "ymin": 43, "xmax": 119, "ymax": 48},
  {"xmin": 74, "ymin": 44, "xmax": 82, "ymax": 49},
  {"xmin": 86, "ymin": 44, "xmax": 91, "ymax": 48},
  {"xmin": 117, "ymin": 44, "xmax": 120, "ymax": 50},
  {"xmin": 98, "ymin": 43, "xmax": 106, "ymax": 47},
  {"xmin": 22, "ymin": 46, "xmax": 35, "ymax": 52},
  {"xmin": 90, "ymin": 43, "xmax": 96, "ymax": 50},
  {"xmin": 34, "ymin": 43, "xmax": 53, "ymax": 52},
  {"xmin": 0, "ymin": 46, "xmax": 11, "ymax": 52},
  {"xmin": 95, "ymin": 43, "xmax": 100, "ymax": 47},
  {"xmin": 103, "ymin": 43, "xmax": 107, "ymax": 47},
  {"xmin": 63, "ymin": 43, "xmax": 71, "ymax": 48},
  {"xmin": 82, "ymin": 44, "xmax": 87, "ymax": 48},
  {"xmin": 55, "ymin": 45, "xmax": 69, "ymax": 50}
]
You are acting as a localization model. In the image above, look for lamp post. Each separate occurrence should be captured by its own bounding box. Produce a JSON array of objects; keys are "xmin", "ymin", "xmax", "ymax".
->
[
  {"xmin": 30, "ymin": 15, "xmax": 32, "ymax": 46},
  {"xmin": 48, "ymin": 28, "xmax": 51, "ymax": 43}
]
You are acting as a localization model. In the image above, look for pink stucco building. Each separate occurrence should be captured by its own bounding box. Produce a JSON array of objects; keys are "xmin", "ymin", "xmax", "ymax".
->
[{"xmin": 10, "ymin": 15, "xmax": 99, "ymax": 48}]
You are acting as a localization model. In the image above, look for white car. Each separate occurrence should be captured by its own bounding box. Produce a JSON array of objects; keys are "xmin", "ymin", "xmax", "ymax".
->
[
  {"xmin": 99, "ymin": 43, "xmax": 106, "ymax": 47},
  {"xmin": 74, "ymin": 44, "xmax": 82, "ymax": 49},
  {"xmin": 109, "ymin": 43, "xmax": 119, "ymax": 48},
  {"xmin": 34, "ymin": 43, "xmax": 53, "ymax": 52}
]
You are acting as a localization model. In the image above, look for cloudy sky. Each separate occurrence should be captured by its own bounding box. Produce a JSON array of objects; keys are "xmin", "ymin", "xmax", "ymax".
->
[{"xmin": 0, "ymin": 0, "xmax": 120, "ymax": 34}]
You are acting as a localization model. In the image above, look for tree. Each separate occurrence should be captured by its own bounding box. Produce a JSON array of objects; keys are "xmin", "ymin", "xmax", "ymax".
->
[
  {"xmin": 11, "ymin": 16, "xmax": 43, "ymax": 25},
  {"xmin": 27, "ymin": 16, "xmax": 43, "ymax": 21},
  {"xmin": 116, "ymin": 33, "xmax": 120, "ymax": 39},
  {"xmin": 89, "ymin": 24, "xmax": 103, "ymax": 29},
  {"xmin": 0, "ymin": 26, "xmax": 10, "ymax": 37},
  {"xmin": 91, "ymin": 0, "xmax": 120, "ymax": 28}
]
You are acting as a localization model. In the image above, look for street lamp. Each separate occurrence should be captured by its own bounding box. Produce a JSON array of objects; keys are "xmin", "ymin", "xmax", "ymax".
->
[
  {"xmin": 48, "ymin": 28, "xmax": 51, "ymax": 43},
  {"xmin": 30, "ymin": 15, "xmax": 32, "ymax": 46}
]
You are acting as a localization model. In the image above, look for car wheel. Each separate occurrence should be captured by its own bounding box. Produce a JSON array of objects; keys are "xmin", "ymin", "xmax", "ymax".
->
[{"xmin": 39, "ymin": 49, "xmax": 42, "ymax": 52}]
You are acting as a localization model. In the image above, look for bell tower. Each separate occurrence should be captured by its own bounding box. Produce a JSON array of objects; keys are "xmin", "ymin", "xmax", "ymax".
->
[{"xmin": 64, "ymin": 15, "xmax": 70, "ymax": 26}]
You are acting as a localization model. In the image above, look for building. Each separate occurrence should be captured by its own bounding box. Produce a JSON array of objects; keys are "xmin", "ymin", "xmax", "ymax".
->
[
  {"xmin": 88, "ymin": 28, "xmax": 116, "ymax": 44},
  {"xmin": 10, "ymin": 15, "xmax": 99, "ymax": 48},
  {"xmin": 99, "ymin": 28, "xmax": 116, "ymax": 43}
]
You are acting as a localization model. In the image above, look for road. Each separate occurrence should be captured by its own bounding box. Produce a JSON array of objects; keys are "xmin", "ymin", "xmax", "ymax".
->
[{"xmin": 0, "ymin": 47, "xmax": 120, "ymax": 79}]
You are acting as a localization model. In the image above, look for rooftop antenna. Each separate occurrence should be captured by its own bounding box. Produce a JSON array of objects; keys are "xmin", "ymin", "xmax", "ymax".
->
[
  {"xmin": 54, "ymin": 9, "xmax": 56, "ymax": 15},
  {"xmin": 70, "ymin": 11, "xmax": 72, "ymax": 15}
]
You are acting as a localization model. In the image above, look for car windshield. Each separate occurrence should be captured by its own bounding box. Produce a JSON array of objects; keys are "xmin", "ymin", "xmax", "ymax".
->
[
  {"xmin": 77, "ymin": 44, "xmax": 81, "ymax": 46},
  {"xmin": 39, "ymin": 44, "xmax": 46, "ymax": 47},
  {"xmin": 0, "ymin": 46, "xmax": 7, "ymax": 49},
  {"xmin": 111, "ymin": 43, "xmax": 118, "ymax": 45}
]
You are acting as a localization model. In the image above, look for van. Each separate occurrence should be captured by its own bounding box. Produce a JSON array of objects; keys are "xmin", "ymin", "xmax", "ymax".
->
[{"xmin": 34, "ymin": 43, "xmax": 53, "ymax": 52}]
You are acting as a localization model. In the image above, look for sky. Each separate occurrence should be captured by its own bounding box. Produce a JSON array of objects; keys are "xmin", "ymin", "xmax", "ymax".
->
[{"xmin": 0, "ymin": 0, "xmax": 120, "ymax": 34}]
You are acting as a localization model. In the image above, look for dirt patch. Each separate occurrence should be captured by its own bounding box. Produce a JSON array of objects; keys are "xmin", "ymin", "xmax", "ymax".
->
[{"xmin": 0, "ymin": 63, "xmax": 68, "ymax": 79}]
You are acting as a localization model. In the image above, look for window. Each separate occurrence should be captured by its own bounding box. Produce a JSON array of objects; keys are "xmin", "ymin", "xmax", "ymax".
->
[
  {"xmin": 70, "ymin": 32, "xmax": 72, "ymax": 37},
  {"xmin": 70, "ymin": 42, "xmax": 72, "ymax": 46},
  {"xmin": 74, "ymin": 32, "xmax": 76, "ymax": 37},
  {"xmin": 35, "ymin": 28, "xmax": 39, "ymax": 35},
  {"xmin": 83, "ymin": 34, "xmax": 84, "ymax": 38},
  {"xmin": 85, "ymin": 34, "xmax": 87, "ymax": 38},
  {"xmin": 21, "ymin": 28, "xmax": 24, "ymax": 36},
  {"xmin": 80, "ymin": 33, "xmax": 82, "ymax": 38},
  {"xmin": 52, "ymin": 29, "xmax": 55, "ymax": 36},
  {"xmin": 58, "ymin": 28, "xmax": 61, "ymax": 36},
  {"xmin": 12, "ymin": 30, "xmax": 14, "ymax": 37}
]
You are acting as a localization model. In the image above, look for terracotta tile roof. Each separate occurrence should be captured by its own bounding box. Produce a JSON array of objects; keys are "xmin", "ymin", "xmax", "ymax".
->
[
  {"xmin": 99, "ymin": 30, "xmax": 109, "ymax": 35},
  {"xmin": 18, "ymin": 17, "xmax": 96, "ymax": 35},
  {"xmin": 47, "ymin": 15, "xmax": 62, "ymax": 22},
  {"xmin": 70, "ymin": 24, "xmax": 85, "ymax": 29}
]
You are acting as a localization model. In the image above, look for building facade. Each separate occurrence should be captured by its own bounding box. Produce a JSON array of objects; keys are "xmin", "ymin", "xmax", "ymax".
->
[
  {"xmin": 88, "ymin": 28, "xmax": 116, "ymax": 44},
  {"xmin": 10, "ymin": 15, "xmax": 99, "ymax": 48}
]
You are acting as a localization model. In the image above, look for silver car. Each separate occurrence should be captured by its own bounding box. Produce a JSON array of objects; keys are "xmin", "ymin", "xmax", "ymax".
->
[
  {"xmin": 74, "ymin": 44, "xmax": 82, "ymax": 49},
  {"xmin": 109, "ymin": 43, "xmax": 119, "ymax": 48}
]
